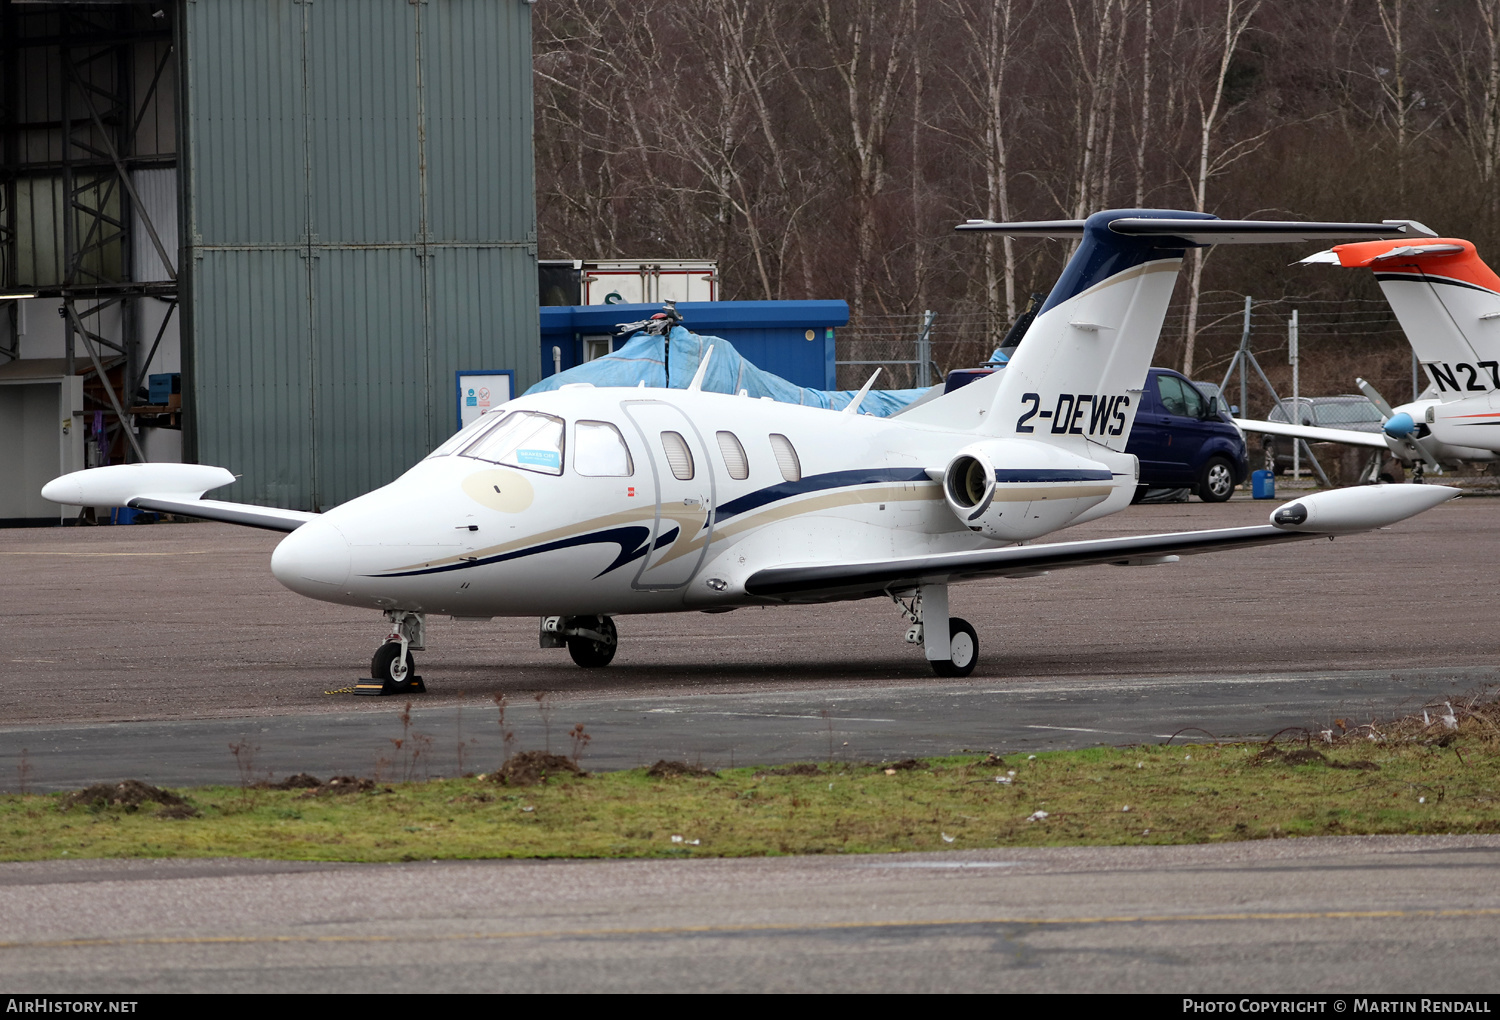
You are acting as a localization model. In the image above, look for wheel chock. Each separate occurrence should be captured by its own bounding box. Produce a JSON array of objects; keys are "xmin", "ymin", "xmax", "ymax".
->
[{"xmin": 352, "ymin": 675, "xmax": 426, "ymax": 696}]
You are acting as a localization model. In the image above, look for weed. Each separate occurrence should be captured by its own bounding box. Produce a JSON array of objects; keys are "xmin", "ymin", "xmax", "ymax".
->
[
  {"xmin": 455, "ymin": 696, "xmax": 468, "ymax": 776},
  {"xmin": 535, "ymin": 692, "xmax": 554, "ymax": 752},
  {"xmin": 387, "ymin": 701, "xmax": 433, "ymax": 783},
  {"xmin": 228, "ymin": 740, "xmax": 263, "ymax": 810},
  {"xmin": 568, "ymin": 723, "xmax": 591, "ymax": 768},
  {"xmin": 494, "ymin": 693, "xmax": 516, "ymax": 765}
]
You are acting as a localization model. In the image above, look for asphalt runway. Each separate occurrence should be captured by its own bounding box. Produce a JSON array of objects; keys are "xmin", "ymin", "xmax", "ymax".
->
[
  {"xmin": 3, "ymin": 836, "xmax": 1498, "ymax": 992},
  {"xmin": 4, "ymin": 666, "xmax": 1495, "ymax": 792},
  {"xmin": 1, "ymin": 495, "xmax": 1497, "ymax": 787}
]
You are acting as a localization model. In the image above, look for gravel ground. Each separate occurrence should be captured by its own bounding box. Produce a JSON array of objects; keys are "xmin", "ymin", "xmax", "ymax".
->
[{"xmin": 1, "ymin": 494, "xmax": 1495, "ymax": 726}]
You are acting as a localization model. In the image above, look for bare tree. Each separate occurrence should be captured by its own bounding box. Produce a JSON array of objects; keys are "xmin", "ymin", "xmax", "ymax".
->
[{"xmin": 1180, "ymin": 0, "xmax": 1264, "ymax": 378}]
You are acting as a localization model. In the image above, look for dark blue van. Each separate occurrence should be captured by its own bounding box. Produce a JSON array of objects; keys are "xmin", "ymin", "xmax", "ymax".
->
[
  {"xmin": 941, "ymin": 364, "xmax": 1248, "ymax": 502},
  {"xmin": 1126, "ymin": 368, "xmax": 1248, "ymax": 502}
]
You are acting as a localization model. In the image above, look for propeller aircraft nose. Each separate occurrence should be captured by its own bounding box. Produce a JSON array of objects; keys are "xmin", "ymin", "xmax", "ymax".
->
[
  {"xmin": 1383, "ymin": 411, "xmax": 1416, "ymax": 437},
  {"xmin": 271, "ymin": 518, "xmax": 353, "ymax": 596}
]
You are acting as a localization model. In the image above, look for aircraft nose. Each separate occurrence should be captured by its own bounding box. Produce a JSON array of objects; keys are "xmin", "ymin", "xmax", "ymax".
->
[
  {"xmin": 1383, "ymin": 411, "xmax": 1416, "ymax": 437},
  {"xmin": 271, "ymin": 517, "xmax": 352, "ymax": 595}
]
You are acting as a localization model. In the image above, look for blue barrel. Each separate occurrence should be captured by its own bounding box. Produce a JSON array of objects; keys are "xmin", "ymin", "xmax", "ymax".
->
[{"xmin": 1251, "ymin": 469, "xmax": 1275, "ymax": 500}]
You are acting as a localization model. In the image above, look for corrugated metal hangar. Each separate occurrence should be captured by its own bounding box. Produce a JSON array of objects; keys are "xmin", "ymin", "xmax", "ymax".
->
[{"xmin": 0, "ymin": 0, "xmax": 539, "ymax": 519}]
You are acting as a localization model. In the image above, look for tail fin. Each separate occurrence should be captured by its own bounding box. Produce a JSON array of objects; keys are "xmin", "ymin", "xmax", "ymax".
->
[
  {"xmin": 1303, "ymin": 238, "xmax": 1500, "ymax": 396},
  {"xmin": 900, "ymin": 210, "xmax": 1426, "ymax": 453}
]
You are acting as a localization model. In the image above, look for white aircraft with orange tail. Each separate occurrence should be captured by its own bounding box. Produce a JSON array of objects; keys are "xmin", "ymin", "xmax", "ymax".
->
[
  {"xmin": 41, "ymin": 210, "xmax": 1455, "ymax": 689},
  {"xmin": 1238, "ymin": 236, "xmax": 1500, "ymax": 475}
]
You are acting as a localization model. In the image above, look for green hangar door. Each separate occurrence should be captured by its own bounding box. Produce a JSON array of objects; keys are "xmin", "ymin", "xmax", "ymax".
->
[{"xmin": 181, "ymin": 0, "xmax": 540, "ymax": 511}]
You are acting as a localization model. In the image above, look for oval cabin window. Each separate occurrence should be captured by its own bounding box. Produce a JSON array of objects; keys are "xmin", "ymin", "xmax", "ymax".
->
[
  {"xmin": 716, "ymin": 431, "xmax": 749, "ymax": 480},
  {"xmin": 769, "ymin": 433, "xmax": 801, "ymax": 482},
  {"xmin": 660, "ymin": 431, "xmax": 694, "ymax": 480}
]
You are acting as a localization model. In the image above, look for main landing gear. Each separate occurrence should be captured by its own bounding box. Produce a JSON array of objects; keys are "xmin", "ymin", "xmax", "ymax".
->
[
  {"xmin": 540, "ymin": 615, "xmax": 619, "ymax": 668},
  {"xmin": 893, "ymin": 584, "xmax": 979, "ymax": 678},
  {"xmin": 359, "ymin": 610, "xmax": 427, "ymax": 695}
]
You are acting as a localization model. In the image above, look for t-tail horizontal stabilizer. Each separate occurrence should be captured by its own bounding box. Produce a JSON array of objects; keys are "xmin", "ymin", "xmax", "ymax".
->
[
  {"xmin": 41, "ymin": 463, "xmax": 316, "ymax": 532},
  {"xmin": 903, "ymin": 210, "xmax": 1428, "ymax": 453}
]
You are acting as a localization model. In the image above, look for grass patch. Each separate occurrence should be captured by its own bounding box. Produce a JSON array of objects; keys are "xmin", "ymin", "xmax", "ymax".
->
[{"xmin": 2, "ymin": 727, "xmax": 1498, "ymax": 862}]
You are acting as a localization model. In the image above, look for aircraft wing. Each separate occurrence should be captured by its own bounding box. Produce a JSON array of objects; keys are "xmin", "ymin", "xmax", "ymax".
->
[
  {"xmin": 744, "ymin": 485, "xmax": 1456, "ymax": 602},
  {"xmin": 1232, "ymin": 418, "xmax": 1389, "ymax": 449},
  {"xmin": 40, "ymin": 464, "xmax": 315, "ymax": 533},
  {"xmin": 124, "ymin": 496, "xmax": 315, "ymax": 532},
  {"xmin": 745, "ymin": 525, "xmax": 1311, "ymax": 601}
]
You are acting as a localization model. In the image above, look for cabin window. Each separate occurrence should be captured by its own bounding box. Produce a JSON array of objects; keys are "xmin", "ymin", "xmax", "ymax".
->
[
  {"xmin": 575, "ymin": 420, "xmax": 634, "ymax": 477},
  {"xmin": 769, "ymin": 433, "xmax": 801, "ymax": 482},
  {"xmin": 427, "ymin": 409, "xmax": 504, "ymax": 458},
  {"xmin": 716, "ymin": 431, "xmax": 749, "ymax": 480},
  {"xmin": 461, "ymin": 410, "xmax": 565, "ymax": 475},
  {"xmin": 660, "ymin": 431, "xmax": 695, "ymax": 480}
]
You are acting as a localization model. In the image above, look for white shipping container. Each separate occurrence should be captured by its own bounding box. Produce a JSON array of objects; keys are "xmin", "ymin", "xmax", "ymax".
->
[{"xmin": 583, "ymin": 260, "xmax": 717, "ymax": 305}]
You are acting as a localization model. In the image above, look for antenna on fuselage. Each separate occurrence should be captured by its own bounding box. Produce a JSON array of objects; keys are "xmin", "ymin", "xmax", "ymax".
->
[
  {"xmin": 842, "ymin": 367, "xmax": 882, "ymax": 415},
  {"xmin": 686, "ymin": 343, "xmax": 714, "ymax": 392}
]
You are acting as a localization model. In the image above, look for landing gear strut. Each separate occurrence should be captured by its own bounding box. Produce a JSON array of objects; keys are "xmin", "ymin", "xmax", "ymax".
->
[
  {"xmin": 893, "ymin": 585, "xmax": 979, "ymax": 678},
  {"xmin": 540, "ymin": 615, "xmax": 618, "ymax": 668},
  {"xmin": 358, "ymin": 610, "xmax": 427, "ymax": 695}
]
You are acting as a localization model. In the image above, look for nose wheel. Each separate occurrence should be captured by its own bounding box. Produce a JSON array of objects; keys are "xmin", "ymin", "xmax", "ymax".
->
[
  {"xmin": 371, "ymin": 641, "xmax": 416, "ymax": 683},
  {"xmin": 354, "ymin": 610, "xmax": 427, "ymax": 695}
]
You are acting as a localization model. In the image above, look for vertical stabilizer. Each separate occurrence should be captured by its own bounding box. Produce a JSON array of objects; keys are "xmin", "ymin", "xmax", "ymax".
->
[
  {"xmin": 985, "ymin": 210, "xmax": 1202, "ymax": 454},
  {"xmin": 1307, "ymin": 239, "xmax": 1500, "ymax": 396}
]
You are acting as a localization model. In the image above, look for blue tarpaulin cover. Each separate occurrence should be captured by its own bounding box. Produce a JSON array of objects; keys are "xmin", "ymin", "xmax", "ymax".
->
[{"xmin": 525, "ymin": 326, "xmax": 928, "ymax": 417}]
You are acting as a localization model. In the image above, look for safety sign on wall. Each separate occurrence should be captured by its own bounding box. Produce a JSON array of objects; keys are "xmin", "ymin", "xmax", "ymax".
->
[{"xmin": 455, "ymin": 370, "xmax": 515, "ymax": 429}]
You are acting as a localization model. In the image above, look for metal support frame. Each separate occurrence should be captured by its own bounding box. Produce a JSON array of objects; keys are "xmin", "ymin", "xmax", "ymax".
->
[
  {"xmin": 1, "ymin": 5, "xmax": 178, "ymax": 462},
  {"xmin": 1217, "ymin": 295, "xmax": 1332, "ymax": 487}
]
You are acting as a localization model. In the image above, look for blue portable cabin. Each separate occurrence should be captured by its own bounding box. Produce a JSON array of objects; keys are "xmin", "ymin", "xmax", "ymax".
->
[{"xmin": 538, "ymin": 300, "xmax": 848, "ymax": 390}]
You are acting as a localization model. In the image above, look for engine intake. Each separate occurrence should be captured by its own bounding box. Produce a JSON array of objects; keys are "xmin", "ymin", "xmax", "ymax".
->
[{"xmin": 940, "ymin": 440, "xmax": 1116, "ymax": 541}]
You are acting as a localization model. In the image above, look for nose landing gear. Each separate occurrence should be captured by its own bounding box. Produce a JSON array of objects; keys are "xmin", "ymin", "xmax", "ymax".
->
[
  {"xmin": 540, "ymin": 615, "xmax": 619, "ymax": 668},
  {"xmin": 357, "ymin": 610, "xmax": 427, "ymax": 695}
]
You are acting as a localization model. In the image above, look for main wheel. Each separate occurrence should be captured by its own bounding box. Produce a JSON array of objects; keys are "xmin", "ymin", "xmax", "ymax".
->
[
  {"xmin": 930, "ymin": 618, "xmax": 979, "ymax": 678},
  {"xmin": 567, "ymin": 615, "xmax": 618, "ymax": 668},
  {"xmin": 1197, "ymin": 455, "xmax": 1236, "ymax": 503},
  {"xmin": 371, "ymin": 642, "xmax": 414, "ymax": 683}
]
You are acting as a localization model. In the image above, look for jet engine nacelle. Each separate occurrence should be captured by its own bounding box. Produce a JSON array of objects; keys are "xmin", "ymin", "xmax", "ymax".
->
[{"xmin": 941, "ymin": 439, "xmax": 1116, "ymax": 541}]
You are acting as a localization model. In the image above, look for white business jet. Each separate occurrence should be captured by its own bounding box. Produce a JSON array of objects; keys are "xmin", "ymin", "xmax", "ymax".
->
[
  {"xmin": 42, "ymin": 210, "xmax": 1456, "ymax": 686},
  {"xmin": 1238, "ymin": 236, "xmax": 1500, "ymax": 476}
]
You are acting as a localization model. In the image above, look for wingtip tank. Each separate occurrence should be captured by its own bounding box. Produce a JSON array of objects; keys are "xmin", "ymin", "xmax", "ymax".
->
[{"xmin": 1269, "ymin": 483, "xmax": 1458, "ymax": 535}]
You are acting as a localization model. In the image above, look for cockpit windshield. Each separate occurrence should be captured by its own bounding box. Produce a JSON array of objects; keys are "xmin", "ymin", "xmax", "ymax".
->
[
  {"xmin": 459, "ymin": 411, "xmax": 565, "ymax": 475},
  {"xmin": 427, "ymin": 410, "xmax": 504, "ymax": 459}
]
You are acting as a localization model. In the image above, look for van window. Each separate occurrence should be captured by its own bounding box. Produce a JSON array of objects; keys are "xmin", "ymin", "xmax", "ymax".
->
[
  {"xmin": 575, "ymin": 420, "xmax": 633, "ymax": 476},
  {"xmin": 769, "ymin": 433, "xmax": 801, "ymax": 481},
  {"xmin": 462, "ymin": 411, "xmax": 565, "ymax": 475},
  {"xmin": 1157, "ymin": 375, "xmax": 1204, "ymax": 418},
  {"xmin": 716, "ymin": 431, "xmax": 749, "ymax": 479},
  {"xmin": 660, "ymin": 431, "xmax": 694, "ymax": 480}
]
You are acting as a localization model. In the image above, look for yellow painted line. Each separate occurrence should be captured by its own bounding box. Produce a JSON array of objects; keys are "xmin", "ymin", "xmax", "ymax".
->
[{"xmin": 5, "ymin": 907, "xmax": 1498, "ymax": 952}]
